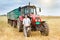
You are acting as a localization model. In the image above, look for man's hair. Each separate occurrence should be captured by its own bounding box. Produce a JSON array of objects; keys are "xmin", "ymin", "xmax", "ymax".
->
[{"xmin": 24, "ymin": 14, "xmax": 27, "ymax": 17}]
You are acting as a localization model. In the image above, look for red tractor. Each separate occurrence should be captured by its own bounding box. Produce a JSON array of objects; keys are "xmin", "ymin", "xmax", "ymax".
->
[{"xmin": 17, "ymin": 3, "xmax": 49, "ymax": 36}]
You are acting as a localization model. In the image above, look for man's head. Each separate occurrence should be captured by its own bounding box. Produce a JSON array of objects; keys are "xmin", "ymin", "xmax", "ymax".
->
[{"xmin": 25, "ymin": 15, "xmax": 28, "ymax": 18}]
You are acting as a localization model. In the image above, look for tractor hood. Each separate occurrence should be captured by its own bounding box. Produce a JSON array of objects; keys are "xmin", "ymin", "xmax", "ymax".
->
[
  {"xmin": 30, "ymin": 14, "xmax": 40, "ymax": 19},
  {"xmin": 30, "ymin": 14, "xmax": 41, "ymax": 22}
]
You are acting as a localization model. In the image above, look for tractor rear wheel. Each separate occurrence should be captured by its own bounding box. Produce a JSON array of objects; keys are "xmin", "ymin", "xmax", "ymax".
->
[
  {"xmin": 17, "ymin": 19, "xmax": 22, "ymax": 32},
  {"xmin": 40, "ymin": 22, "xmax": 49, "ymax": 36}
]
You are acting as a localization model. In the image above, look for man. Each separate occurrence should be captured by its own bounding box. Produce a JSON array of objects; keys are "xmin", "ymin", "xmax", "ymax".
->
[{"xmin": 23, "ymin": 15, "xmax": 31, "ymax": 37}]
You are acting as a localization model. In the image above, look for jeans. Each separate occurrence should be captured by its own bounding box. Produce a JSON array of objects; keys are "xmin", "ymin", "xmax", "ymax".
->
[
  {"xmin": 23, "ymin": 26, "xmax": 31, "ymax": 37},
  {"xmin": 23, "ymin": 26, "xmax": 27, "ymax": 37}
]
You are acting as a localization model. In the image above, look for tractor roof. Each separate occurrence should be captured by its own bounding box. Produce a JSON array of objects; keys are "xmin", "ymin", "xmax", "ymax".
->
[{"xmin": 21, "ymin": 5, "xmax": 36, "ymax": 8}]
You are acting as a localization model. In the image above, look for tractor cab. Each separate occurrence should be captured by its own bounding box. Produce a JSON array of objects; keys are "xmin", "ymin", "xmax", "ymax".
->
[
  {"xmin": 19, "ymin": 4, "xmax": 41, "ymax": 22},
  {"xmin": 19, "ymin": 3, "xmax": 41, "ymax": 21},
  {"xmin": 21, "ymin": 5, "xmax": 37, "ymax": 15}
]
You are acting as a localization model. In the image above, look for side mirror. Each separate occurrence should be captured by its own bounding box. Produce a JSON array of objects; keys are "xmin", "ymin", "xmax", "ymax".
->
[{"xmin": 39, "ymin": 8, "xmax": 41, "ymax": 12}]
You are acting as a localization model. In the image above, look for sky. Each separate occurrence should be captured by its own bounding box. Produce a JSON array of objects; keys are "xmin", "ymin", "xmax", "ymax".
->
[{"xmin": 0, "ymin": 0, "xmax": 60, "ymax": 16}]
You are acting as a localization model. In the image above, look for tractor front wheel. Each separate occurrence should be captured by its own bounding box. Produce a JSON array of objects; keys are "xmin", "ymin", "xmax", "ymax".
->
[{"xmin": 40, "ymin": 22, "xmax": 49, "ymax": 36}]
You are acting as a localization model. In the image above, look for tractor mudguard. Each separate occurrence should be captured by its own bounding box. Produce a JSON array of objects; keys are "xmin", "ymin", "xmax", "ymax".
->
[{"xmin": 19, "ymin": 16, "xmax": 24, "ymax": 21}]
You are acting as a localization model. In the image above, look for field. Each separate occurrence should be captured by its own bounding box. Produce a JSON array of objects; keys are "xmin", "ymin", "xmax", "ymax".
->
[{"xmin": 0, "ymin": 16, "xmax": 60, "ymax": 40}]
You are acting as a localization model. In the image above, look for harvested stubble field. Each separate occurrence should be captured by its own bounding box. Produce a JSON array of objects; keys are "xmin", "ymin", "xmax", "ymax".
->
[{"xmin": 0, "ymin": 16, "xmax": 60, "ymax": 40}]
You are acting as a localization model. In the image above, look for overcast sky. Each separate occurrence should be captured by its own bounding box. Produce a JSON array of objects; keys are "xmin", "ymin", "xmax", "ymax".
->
[{"xmin": 0, "ymin": 0, "xmax": 60, "ymax": 16}]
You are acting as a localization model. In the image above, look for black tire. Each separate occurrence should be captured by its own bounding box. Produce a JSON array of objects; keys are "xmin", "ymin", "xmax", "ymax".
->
[
  {"xmin": 13, "ymin": 21, "xmax": 17, "ymax": 28},
  {"xmin": 17, "ymin": 19, "xmax": 22, "ymax": 32},
  {"xmin": 31, "ymin": 25, "xmax": 36, "ymax": 31},
  {"xmin": 8, "ymin": 19, "xmax": 9, "ymax": 24},
  {"xmin": 40, "ymin": 22, "xmax": 49, "ymax": 36}
]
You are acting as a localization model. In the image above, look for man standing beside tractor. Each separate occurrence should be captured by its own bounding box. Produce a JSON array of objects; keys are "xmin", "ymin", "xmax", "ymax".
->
[{"xmin": 23, "ymin": 15, "xmax": 31, "ymax": 37}]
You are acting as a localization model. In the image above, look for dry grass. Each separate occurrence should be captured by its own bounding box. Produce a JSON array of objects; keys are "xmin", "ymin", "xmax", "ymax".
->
[{"xmin": 0, "ymin": 16, "xmax": 60, "ymax": 40}]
